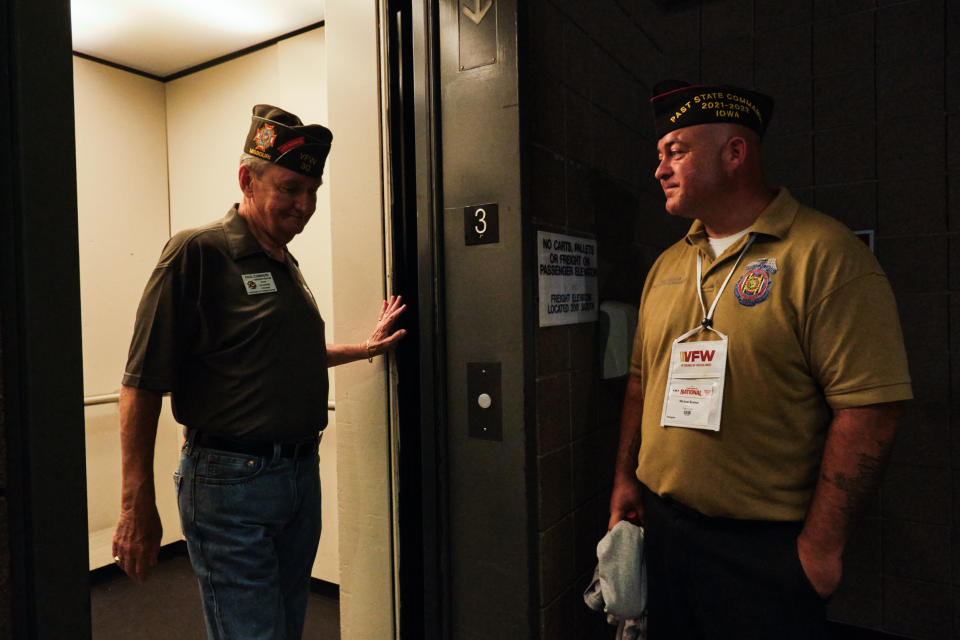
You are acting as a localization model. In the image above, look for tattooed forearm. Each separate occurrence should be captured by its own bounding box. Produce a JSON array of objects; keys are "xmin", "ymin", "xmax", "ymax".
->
[
  {"xmin": 801, "ymin": 405, "xmax": 902, "ymax": 556},
  {"xmin": 822, "ymin": 443, "xmax": 890, "ymax": 521}
]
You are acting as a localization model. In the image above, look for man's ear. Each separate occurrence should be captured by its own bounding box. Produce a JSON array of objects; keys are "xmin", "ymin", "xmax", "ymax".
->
[
  {"xmin": 238, "ymin": 165, "xmax": 255, "ymax": 195},
  {"xmin": 724, "ymin": 136, "xmax": 748, "ymax": 171}
]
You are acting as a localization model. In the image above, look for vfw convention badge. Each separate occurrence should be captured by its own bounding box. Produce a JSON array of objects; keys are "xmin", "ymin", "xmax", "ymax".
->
[
  {"xmin": 734, "ymin": 258, "xmax": 777, "ymax": 307},
  {"xmin": 254, "ymin": 124, "xmax": 277, "ymax": 152},
  {"xmin": 661, "ymin": 339, "xmax": 728, "ymax": 431}
]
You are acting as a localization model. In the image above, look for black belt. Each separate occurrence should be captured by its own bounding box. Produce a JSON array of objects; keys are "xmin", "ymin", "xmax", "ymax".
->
[
  {"xmin": 656, "ymin": 493, "xmax": 705, "ymax": 519},
  {"xmin": 648, "ymin": 489, "xmax": 802, "ymax": 531},
  {"xmin": 190, "ymin": 431, "xmax": 319, "ymax": 459}
]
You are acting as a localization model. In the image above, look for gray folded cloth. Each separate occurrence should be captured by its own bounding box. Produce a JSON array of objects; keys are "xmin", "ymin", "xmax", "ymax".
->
[
  {"xmin": 583, "ymin": 521, "xmax": 647, "ymax": 639},
  {"xmin": 598, "ymin": 520, "xmax": 646, "ymax": 618}
]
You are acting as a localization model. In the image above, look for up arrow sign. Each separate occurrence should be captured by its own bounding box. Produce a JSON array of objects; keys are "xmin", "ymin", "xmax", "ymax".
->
[{"xmin": 462, "ymin": 0, "xmax": 493, "ymax": 25}]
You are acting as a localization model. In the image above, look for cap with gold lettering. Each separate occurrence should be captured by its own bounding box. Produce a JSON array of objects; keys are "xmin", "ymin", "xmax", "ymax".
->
[
  {"xmin": 650, "ymin": 80, "xmax": 774, "ymax": 139},
  {"xmin": 243, "ymin": 104, "xmax": 333, "ymax": 179}
]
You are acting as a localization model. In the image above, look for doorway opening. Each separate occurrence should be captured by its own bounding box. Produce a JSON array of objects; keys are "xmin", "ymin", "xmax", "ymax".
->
[{"xmin": 3, "ymin": 0, "xmax": 444, "ymax": 637}]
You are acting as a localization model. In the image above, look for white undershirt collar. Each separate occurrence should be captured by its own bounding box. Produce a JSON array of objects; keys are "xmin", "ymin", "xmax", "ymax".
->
[{"xmin": 706, "ymin": 227, "xmax": 751, "ymax": 260}]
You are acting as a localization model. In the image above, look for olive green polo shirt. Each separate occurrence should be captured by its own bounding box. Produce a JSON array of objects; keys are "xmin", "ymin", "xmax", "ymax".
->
[
  {"xmin": 123, "ymin": 206, "xmax": 329, "ymax": 442},
  {"xmin": 630, "ymin": 189, "xmax": 912, "ymax": 521}
]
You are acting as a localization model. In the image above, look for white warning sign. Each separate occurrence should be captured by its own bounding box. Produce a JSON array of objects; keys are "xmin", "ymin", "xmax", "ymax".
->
[{"xmin": 538, "ymin": 231, "xmax": 599, "ymax": 327}]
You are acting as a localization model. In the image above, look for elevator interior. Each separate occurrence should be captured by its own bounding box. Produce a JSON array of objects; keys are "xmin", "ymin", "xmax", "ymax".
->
[
  {"xmin": 71, "ymin": 1, "xmax": 400, "ymax": 636},
  {"xmin": 75, "ymin": 25, "xmax": 340, "ymax": 584}
]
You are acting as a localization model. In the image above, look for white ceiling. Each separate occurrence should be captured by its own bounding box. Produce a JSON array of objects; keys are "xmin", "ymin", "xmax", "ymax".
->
[{"xmin": 71, "ymin": 0, "xmax": 326, "ymax": 78}]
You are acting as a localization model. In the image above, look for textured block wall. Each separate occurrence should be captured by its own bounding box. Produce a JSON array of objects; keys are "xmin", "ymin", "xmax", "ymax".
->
[
  {"xmin": 524, "ymin": 0, "xmax": 677, "ymax": 636},
  {"xmin": 0, "ymin": 344, "xmax": 8, "ymax": 638},
  {"xmin": 523, "ymin": 0, "xmax": 958, "ymax": 638}
]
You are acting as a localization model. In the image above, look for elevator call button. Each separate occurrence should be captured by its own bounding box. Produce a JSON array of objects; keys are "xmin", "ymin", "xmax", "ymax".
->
[{"xmin": 467, "ymin": 362, "xmax": 502, "ymax": 441}]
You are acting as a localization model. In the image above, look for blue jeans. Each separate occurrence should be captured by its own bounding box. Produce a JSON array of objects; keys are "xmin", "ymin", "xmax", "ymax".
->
[{"xmin": 174, "ymin": 440, "xmax": 322, "ymax": 640}]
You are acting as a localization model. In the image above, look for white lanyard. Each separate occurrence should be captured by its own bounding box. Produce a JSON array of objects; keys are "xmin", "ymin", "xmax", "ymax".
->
[
  {"xmin": 675, "ymin": 233, "xmax": 756, "ymax": 343},
  {"xmin": 660, "ymin": 233, "xmax": 755, "ymax": 431}
]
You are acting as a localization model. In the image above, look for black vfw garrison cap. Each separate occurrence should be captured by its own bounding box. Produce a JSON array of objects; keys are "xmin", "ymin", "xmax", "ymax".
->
[
  {"xmin": 650, "ymin": 80, "xmax": 774, "ymax": 140},
  {"xmin": 243, "ymin": 104, "xmax": 333, "ymax": 179}
]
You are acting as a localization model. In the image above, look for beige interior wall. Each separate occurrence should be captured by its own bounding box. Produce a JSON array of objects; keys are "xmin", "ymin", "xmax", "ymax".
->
[
  {"xmin": 72, "ymin": 57, "xmax": 183, "ymax": 569},
  {"xmin": 325, "ymin": 0, "xmax": 397, "ymax": 636},
  {"xmin": 163, "ymin": 27, "xmax": 339, "ymax": 583}
]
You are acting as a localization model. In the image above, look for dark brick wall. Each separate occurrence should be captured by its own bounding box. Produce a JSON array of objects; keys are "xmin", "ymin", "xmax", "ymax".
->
[
  {"xmin": 522, "ymin": 0, "xmax": 957, "ymax": 638},
  {"xmin": 523, "ymin": 0, "xmax": 671, "ymax": 636},
  {"xmin": 0, "ymin": 498, "xmax": 7, "ymax": 640},
  {"xmin": 0, "ymin": 335, "xmax": 9, "ymax": 639}
]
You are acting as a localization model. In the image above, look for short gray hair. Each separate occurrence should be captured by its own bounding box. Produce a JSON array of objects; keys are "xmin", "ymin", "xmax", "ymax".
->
[{"xmin": 239, "ymin": 153, "xmax": 272, "ymax": 178}]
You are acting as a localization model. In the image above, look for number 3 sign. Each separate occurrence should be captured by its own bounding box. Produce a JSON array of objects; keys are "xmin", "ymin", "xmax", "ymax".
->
[{"xmin": 464, "ymin": 203, "xmax": 499, "ymax": 245}]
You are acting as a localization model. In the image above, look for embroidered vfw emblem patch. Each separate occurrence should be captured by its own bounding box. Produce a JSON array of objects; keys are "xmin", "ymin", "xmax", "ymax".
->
[
  {"xmin": 734, "ymin": 258, "xmax": 777, "ymax": 307},
  {"xmin": 254, "ymin": 124, "xmax": 277, "ymax": 151}
]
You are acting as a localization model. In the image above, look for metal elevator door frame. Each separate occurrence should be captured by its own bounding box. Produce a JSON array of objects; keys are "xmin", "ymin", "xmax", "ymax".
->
[
  {"xmin": 389, "ymin": 1, "xmax": 538, "ymax": 636},
  {"xmin": 382, "ymin": 0, "xmax": 450, "ymax": 637},
  {"xmin": 389, "ymin": 1, "xmax": 535, "ymax": 637},
  {"xmin": 1, "ymin": 1, "xmax": 92, "ymax": 638}
]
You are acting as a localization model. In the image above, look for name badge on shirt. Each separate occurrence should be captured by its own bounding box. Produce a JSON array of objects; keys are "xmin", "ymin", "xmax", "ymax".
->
[
  {"xmin": 660, "ymin": 339, "xmax": 728, "ymax": 431},
  {"xmin": 659, "ymin": 234, "xmax": 752, "ymax": 433},
  {"xmin": 241, "ymin": 272, "xmax": 278, "ymax": 295}
]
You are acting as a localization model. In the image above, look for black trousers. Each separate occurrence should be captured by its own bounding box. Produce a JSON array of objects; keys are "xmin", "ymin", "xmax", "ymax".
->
[{"xmin": 642, "ymin": 488, "xmax": 827, "ymax": 640}]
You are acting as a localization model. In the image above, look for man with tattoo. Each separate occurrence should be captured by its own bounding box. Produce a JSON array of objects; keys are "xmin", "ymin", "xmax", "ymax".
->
[{"xmin": 608, "ymin": 81, "xmax": 912, "ymax": 637}]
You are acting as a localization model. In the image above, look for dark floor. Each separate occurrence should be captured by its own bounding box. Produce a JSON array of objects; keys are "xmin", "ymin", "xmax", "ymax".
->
[
  {"xmin": 90, "ymin": 543, "xmax": 340, "ymax": 639},
  {"xmin": 826, "ymin": 623, "xmax": 910, "ymax": 640},
  {"xmin": 92, "ymin": 545, "xmax": 905, "ymax": 640}
]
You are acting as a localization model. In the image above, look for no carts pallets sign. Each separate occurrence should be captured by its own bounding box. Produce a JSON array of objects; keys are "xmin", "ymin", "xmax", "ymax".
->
[{"xmin": 538, "ymin": 231, "xmax": 598, "ymax": 327}]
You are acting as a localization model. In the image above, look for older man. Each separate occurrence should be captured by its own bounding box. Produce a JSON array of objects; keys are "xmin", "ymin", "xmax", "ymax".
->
[
  {"xmin": 112, "ymin": 105, "xmax": 405, "ymax": 640},
  {"xmin": 608, "ymin": 81, "xmax": 912, "ymax": 637}
]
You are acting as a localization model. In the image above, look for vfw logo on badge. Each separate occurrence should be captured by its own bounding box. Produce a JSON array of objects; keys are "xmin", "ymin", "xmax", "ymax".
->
[{"xmin": 680, "ymin": 349, "xmax": 716, "ymax": 363}]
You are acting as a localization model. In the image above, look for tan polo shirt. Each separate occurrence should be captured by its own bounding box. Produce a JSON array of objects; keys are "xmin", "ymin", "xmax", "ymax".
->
[{"xmin": 630, "ymin": 189, "xmax": 912, "ymax": 521}]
